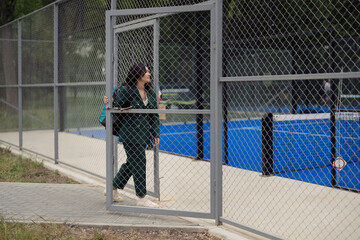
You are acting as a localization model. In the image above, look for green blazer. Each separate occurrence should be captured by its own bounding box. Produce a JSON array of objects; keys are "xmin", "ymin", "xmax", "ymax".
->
[{"xmin": 113, "ymin": 85, "xmax": 160, "ymax": 145}]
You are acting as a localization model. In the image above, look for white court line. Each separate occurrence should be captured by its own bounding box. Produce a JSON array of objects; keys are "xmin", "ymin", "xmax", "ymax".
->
[
  {"xmin": 161, "ymin": 126, "xmax": 358, "ymax": 141},
  {"xmin": 161, "ymin": 126, "xmax": 261, "ymax": 136}
]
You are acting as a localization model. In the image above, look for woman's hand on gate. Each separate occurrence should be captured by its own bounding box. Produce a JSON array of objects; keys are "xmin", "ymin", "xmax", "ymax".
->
[
  {"xmin": 154, "ymin": 138, "xmax": 160, "ymax": 146},
  {"xmin": 103, "ymin": 96, "xmax": 114, "ymax": 104}
]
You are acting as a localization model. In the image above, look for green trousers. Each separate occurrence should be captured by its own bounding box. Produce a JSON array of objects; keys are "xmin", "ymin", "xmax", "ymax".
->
[{"xmin": 113, "ymin": 142, "xmax": 147, "ymax": 197}]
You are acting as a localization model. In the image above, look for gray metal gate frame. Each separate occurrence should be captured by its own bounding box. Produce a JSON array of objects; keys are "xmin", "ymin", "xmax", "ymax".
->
[{"xmin": 104, "ymin": 1, "xmax": 223, "ymax": 221}]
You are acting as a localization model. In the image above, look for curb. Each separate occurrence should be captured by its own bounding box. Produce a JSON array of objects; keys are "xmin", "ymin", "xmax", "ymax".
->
[{"xmin": 3, "ymin": 219, "xmax": 208, "ymax": 233}]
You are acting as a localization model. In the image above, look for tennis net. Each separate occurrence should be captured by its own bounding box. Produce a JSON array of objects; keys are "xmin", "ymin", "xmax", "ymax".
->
[{"xmin": 261, "ymin": 111, "xmax": 360, "ymax": 174}]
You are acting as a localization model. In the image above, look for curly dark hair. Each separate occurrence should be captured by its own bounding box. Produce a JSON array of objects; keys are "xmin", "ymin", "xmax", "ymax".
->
[{"xmin": 124, "ymin": 63, "xmax": 153, "ymax": 93}]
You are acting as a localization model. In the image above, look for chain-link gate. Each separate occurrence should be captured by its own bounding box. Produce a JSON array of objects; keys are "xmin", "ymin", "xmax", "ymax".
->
[{"xmin": 105, "ymin": 2, "xmax": 218, "ymax": 219}]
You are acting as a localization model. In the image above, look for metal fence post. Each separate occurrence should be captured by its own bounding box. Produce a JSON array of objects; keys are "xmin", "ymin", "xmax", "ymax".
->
[
  {"xmin": 329, "ymin": 28, "xmax": 336, "ymax": 187},
  {"xmin": 17, "ymin": 19, "xmax": 22, "ymax": 150},
  {"xmin": 54, "ymin": 3, "xmax": 59, "ymax": 164},
  {"xmin": 153, "ymin": 18, "xmax": 160, "ymax": 199},
  {"xmin": 211, "ymin": 0, "xmax": 223, "ymax": 225},
  {"xmin": 195, "ymin": 12, "xmax": 204, "ymax": 160},
  {"xmin": 262, "ymin": 112, "xmax": 274, "ymax": 175},
  {"xmin": 105, "ymin": 11, "xmax": 115, "ymax": 209},
  {"xmin": 110, "ymin": 0, "xmax": 118, "ymax": 184}
]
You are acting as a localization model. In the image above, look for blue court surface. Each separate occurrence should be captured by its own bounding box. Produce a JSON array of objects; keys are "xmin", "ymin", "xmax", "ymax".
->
[{"xmin": 71, "ymin": 116, "xmax": 359, "ymax": 191}]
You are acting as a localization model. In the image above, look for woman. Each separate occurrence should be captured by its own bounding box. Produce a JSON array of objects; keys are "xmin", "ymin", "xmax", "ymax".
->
[{"xmin": 106, "ymin": 63, "xmax": 160, "ymax": 207}]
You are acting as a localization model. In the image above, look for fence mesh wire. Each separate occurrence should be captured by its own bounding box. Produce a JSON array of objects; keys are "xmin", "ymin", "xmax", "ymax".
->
[
  {"xmin": 20, "ymin": 7, "xmax": 54, "ymax": 159},
  {"xmin": 0, "ymin": 22, "xmax": 19, "ymax": 145},
  {"xmin": 222, "ymin": 1, "xmax": 359, "ymax": 238},
  {"xmin": 112, "ymin": 10, "xmax": 211, "ymax": 211},
  {"xmin": 59, "ymin": 0, "xmax": 107, "ymax": 84},
  {"xmin": 22, "ymin": 6, "xmax": 53, "ymax": 85},
  {"xmin": 223, "ymin": 0, "xmax": 359, "ymax": 75},
  {"xmin": 56, "ymin": 0, "xmax": 110, "ymax": 177},
  {"xmin": 0, "ymin": 0, "xmax": 359, "ymax": 239}
]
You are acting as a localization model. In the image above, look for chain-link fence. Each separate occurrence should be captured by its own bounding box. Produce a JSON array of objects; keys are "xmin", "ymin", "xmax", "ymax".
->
[
  {"xmin": 0, "ymin": 0, "xmax": 359, "ymax": 239},
  {"xmin": 221, "ymin": 1, "xmax": 359, "ymax": 239}
]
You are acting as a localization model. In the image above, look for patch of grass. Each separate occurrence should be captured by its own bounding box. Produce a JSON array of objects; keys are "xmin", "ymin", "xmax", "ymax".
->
[
  {"xmin": 0, "ymin": 215, "xmax": 222, "ymax": 240},
  {"xmin": 0, "ymin": 147, "xmax": 78, "ymax": 184},
  {"xmin": 0, "ymin": 215, "xmax": 108, "ymax": 240}
]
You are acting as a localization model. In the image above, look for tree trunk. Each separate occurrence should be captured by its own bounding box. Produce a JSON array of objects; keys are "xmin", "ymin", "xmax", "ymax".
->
[{"xmin": 1, "ymin": 24, "xmax": 18, "ymax": 115}]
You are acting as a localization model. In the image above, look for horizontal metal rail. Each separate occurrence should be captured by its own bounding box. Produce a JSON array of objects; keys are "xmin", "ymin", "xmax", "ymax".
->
[
  {"xmin": 109, "ymin": 205, "xmax": 213, "ymax": 219},
  {"xmin": 113, "ymin": 1, "xmax": 214, "ymax": 30},
  {"xmin": 0, "ymin": 82, "xmax": 106, "ymax": 88},
  {"xmin": 220, "ymin": 218, "xmax": 282, "ymax": 240},
  {"xmin": 0, "ymin": 0, "xmax": 73, "ymax": 29},
  {"xmin": 109, "ymin": 108, "xmax": 210, "ymax": 115},
  {"xmin": 107, "ymin": 1, "xmax": 214, "ymax": 17},
  {"xmin": 220, "ymin": 72, "xmax": 360, "ymax": 82}
]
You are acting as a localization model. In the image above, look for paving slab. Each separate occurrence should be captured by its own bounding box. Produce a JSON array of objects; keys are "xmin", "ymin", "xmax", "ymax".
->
[{"xmin": 0, "ymin": 182, "xmax": 198, "ymax": 228}]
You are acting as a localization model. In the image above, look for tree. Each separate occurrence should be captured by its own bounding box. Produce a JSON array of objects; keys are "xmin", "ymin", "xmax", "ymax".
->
[{"xmin": 0, "ymin": 0, "xmax": 53, "ymax": 115}]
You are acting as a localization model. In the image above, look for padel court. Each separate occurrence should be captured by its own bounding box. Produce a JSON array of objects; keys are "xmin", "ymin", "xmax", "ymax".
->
[{"xmin": 71, "ymin": 111, "xmax": 359, "ymax": 191}]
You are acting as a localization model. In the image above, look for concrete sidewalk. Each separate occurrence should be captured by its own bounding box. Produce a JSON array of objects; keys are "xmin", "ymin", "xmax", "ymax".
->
[
  {"xmin": 0, "ymin": 182, "xmax": 199, "ymax": 229},
  {"xmin": 0, "ymin": 182, "xmax": 255, "ymax": 240},
  {"xmin": 0, "ymin": 143, "xmax": 259, "ymax": 240}
]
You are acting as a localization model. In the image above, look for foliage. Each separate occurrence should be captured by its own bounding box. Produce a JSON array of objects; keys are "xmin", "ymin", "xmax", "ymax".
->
[
  {"xmin": 223, "ymin": 0, "xmax": 359, "ymax": 40},
  {"xmin": 0, "ymin": 0, "xmax": 54, "ymax": 25}
]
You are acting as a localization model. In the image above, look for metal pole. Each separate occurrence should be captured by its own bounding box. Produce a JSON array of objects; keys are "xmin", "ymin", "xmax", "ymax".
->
[
  {"xmin": 153, "ymin": 18, "xmax": 160, "ymax": 199},
  {"xmin": 195, "ymin": 12, "xmax": 204, "ymax": 160},
  {"xmin": 211, "ymin": 0, "xmax": 223, "ymax": 225},
  {"xmin": 18, "ymin": 20, "xmax": 22, "ymax": 150},
  {"xmin": 290, "ymin": 31, "xmax": 298, "ymax": 114},
  {"xmin": 291, "ymin": 44, "xmax": 298, "ymax": 114},
  {"xmin": 222, "ymin": 45, "xmax": 228, "ymax": 165},
  {"xmin": 111, "ymin": 0, "xmax": 118, "ymax": 179},
  {"xmin": 209, "ymin": 5, "xmax": 216, "ymax": 222},
  {"xmin": 54, "ymin": 3, "xmax": 59, "ymax": 164},
  {"xmin": 262, "ymin": 113, "xmax": 273, "ymax": 175},
  {"xmin": 58, "ymin": 5, "xmax": 65, "ymax": 132},
  {"xmin": 330, "ymin": 80, "xmax": 336, "ymax": 186},
  {"xmin": 105, "ymin": 11, "xmax": 115, "ymax": 209},
  {"xmin": 329, "ymin": 28, "xmax": 336, "ymax": 186}
]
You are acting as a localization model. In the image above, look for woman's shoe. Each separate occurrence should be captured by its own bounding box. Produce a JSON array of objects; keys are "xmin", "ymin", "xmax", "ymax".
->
[{"xmin": 103, "ymin": 188, "xmax": 123, "ymax": 202}]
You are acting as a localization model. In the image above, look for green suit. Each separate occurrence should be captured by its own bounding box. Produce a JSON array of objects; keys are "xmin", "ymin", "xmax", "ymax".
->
[{"xmin": 112, "ymin": 85, "xmax": 160, "ymax": 196}]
